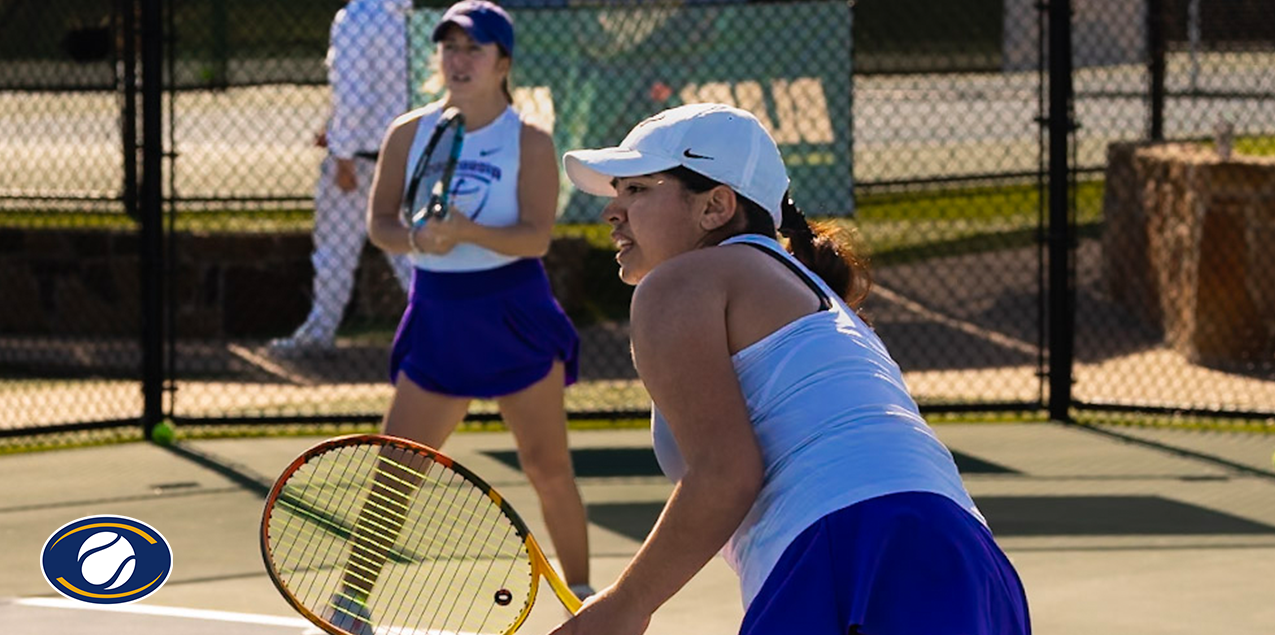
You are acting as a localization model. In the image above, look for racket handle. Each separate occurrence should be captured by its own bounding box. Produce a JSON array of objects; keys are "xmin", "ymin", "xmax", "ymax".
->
[
  {"xmin": 428, "ymin": 181, "xmax": 449, "ymax": 220},
  {"xmin": 406, "ymin": 201, "xmax": 442, "ymax": 228}
]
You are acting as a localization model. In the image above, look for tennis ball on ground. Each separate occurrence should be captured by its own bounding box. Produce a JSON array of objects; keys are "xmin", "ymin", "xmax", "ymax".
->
[{"xmin": 150, "ymin": 421, "xmax": 176, "ymax": 445}]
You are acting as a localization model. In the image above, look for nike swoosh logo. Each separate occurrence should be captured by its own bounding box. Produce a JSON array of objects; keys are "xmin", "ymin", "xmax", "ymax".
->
[
  {"xmin": 479, "ymin": 147, "xmax": 501, "ymax": 157},
  {"xmin": 683, "ymin": 148, "xmax": 713, "ymax": 160}
]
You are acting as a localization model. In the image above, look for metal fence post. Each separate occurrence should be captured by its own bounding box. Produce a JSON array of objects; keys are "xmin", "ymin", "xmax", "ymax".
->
[
  {"xmin": 1148, "ymin": 0, "xmax": 1166, "ymax": 141},
  {"xmin": 140, "ymin": 0, "xmax": 166, "ymax": 436},
  {"xmin": 1047, "ymin": 0, "xmax": 1075, "ymax": 422},
  {"xmin": 119, "ymin": 0, "xmax": 140, "ymax": 224}
]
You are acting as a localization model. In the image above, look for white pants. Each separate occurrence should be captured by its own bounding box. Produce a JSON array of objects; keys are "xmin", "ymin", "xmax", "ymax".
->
[{"xmin": 293, "ymin": 155, "xmax": 413, "ymax": 343}]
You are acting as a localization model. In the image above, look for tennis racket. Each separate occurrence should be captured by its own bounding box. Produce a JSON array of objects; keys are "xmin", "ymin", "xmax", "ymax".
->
[
  {"xmin": 402, "ymin": 106, "xmax": 466, "ymax": 228},
  {"xmin": 260, "ymin": 434, "xmax": 582, "ymax": 635}
]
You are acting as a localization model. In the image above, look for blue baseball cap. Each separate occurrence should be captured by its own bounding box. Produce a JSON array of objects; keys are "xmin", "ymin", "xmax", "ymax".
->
[{"xmin": 432, "ymin": 1, "xmax": 515, "ymax": 56}]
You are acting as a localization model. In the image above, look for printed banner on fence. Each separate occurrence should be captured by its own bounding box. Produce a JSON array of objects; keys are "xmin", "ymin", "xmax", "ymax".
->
[{"xmin": 409, "ymin": 2, "xmax": 853, "ymax": 221}]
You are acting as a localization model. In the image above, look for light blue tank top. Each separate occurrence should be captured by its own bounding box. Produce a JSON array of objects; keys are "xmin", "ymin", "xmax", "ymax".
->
[
  {"xmin": 651, "ymin": 234, "xmax": 984, "ymax": 609},
  {"xmin": 405, "ymin": 103, "xmax": 523, "ymax": 272}
]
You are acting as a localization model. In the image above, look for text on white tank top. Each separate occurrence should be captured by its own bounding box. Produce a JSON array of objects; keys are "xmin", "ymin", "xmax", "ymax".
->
[
  {"xmin": 405, "ymin": 103, "xmax": 523, "ymax": 272},
  {"xmin": 650, "ymin": 233, "xmax": 985, "ymax": 609}
]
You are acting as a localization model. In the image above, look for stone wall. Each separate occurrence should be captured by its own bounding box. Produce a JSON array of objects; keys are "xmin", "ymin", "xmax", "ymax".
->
[
  {"xmin": 0, "ymin": 229, "xmax": 594, "ymax": 339},
  {"xmin": 1103, "ymin": 142, "xmax": 1275, "ymax": 365},
  {"xmin": 1102, "ymin": 141, "xmax": 1162, "ymax": 328}
]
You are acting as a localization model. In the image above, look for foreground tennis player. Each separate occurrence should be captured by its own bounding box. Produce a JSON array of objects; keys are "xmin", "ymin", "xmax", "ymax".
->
[{"xmin": 554, "ymin": 103, "xmax": 1030, "ymax": 635}]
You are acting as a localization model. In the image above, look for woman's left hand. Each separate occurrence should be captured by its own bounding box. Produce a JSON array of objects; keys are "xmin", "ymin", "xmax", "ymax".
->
[{"xmin": 545, "ymin": 587, "xmax": 652, "ymax": 635}]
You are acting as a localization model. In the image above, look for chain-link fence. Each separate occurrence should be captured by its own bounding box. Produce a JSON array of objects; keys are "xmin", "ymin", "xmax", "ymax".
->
[
  {"xmin": 1071, "ymin": 0, "xmax": 1275, "ymax": 417},
  {"xmin": 3, "ymin": 0, "xmax": 1273, "ymax": 450}
]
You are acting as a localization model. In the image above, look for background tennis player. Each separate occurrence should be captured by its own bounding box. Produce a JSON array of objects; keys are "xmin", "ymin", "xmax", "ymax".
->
[{"xmin": 361, "ymin": 0, "xmax": 592, "ymax": 627}]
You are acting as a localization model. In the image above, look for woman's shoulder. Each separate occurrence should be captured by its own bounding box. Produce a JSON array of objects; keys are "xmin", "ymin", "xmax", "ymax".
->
[
  {"xmin": 668, "ymin": 242, "xmax": 776, "ymax": 277},
  {"xmin": 634, "ymin": 246, "xmax": 760, "ymax": 304},
  {"xmin": 382, "ymin": 102, "xmax": 444, "ymax": 144},
  {"xmin": 391, "ymin": 101, "xmax": 444, "ymax": 129},
  {"xmin": 639, "ymin": 241, "xmax": 804, "ymax": 311},
  {"xmin": 377, "ymin": 103, "xmax": 444, "ymax": 161}
]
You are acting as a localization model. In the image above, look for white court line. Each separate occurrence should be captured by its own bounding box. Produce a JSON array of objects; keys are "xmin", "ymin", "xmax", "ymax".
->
[
  {"xmin": 15, "ymin": 597, "xmax": 309, "ymax": 627},
  {"xmin": 227, "ymin": 343, "xmax": 319, "ymax": 386},
  {"xmin": 872, "ymin": 283, "xmax": 1039, "ymax": 356},
  {"xmin": 15, "ymin": 597, "xmax": 481, "ymax": 634}
]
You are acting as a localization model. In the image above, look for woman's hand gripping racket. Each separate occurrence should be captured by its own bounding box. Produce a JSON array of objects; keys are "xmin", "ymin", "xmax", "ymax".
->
[
  {"xmin": 402, "ymin": 107, "xmax": 466, "ymax": 229},
  {"xmin": 260, "ymin": 434, "xmax": 582, "ymax": 635}
]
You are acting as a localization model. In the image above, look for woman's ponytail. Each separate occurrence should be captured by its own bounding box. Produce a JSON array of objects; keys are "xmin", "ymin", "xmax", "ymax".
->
[
  {"xmin": 778, "ymin": 193, "xmax": 871, "ymax": 311},
  {"xmin": 664, "ymin": 168, "xmax": 872, "ymax": 312}
]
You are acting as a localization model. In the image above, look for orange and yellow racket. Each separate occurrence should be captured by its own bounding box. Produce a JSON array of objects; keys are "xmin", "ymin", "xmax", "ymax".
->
[{"xmin": 260, "ymin": 434, "xmax": 581, "ymax": 635}]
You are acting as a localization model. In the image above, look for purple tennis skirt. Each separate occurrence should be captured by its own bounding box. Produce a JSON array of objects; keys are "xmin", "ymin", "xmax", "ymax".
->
[
  {"xmin": 388, "ymin": 259, "xmax": 579, "ymax": 398},
  {"xmin": 740, "ymin": 491, "xmax": 1030, "ymax": 635}
]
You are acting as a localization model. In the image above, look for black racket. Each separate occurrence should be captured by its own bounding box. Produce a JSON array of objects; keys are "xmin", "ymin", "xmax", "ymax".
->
[
  {"xmin": 402, "ymin": 106, "xmax": 466, "ymax": 228},
  {"xmin": 260, "ymin": 434, "xmax": 582, "ymax": 635}
]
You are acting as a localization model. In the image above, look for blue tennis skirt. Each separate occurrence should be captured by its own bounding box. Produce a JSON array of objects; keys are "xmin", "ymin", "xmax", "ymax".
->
[
  {"xmin": 389, "ymin": 259, "xmax": 580, "ymax": 398},
  {"xmin": 740, "ymin": 491, "xmax": 1030, "ymax": 635}
]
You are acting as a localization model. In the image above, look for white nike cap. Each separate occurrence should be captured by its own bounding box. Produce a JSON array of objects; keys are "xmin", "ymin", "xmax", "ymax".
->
[{"xmin": 563, "ymin": 103, "xmax": 789, "ymax": 226}]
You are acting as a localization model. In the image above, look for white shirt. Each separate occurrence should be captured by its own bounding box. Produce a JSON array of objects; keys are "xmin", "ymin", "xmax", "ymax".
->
[
  {"xmin": 326, "ymin": 0, "xmax": 411, "ymax": 159},
  {"xmin": 405, "ymin": 104, "xmax": 525, "ymax": 272},
  {"xmin": 651, "ymin": 234, "xmax": 984, "ymax": 609}
]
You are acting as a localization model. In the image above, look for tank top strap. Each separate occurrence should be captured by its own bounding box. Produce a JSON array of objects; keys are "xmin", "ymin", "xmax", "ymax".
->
[{"xmin": 722, "ymin": 234, "xmax": 834, "ymax": 311}]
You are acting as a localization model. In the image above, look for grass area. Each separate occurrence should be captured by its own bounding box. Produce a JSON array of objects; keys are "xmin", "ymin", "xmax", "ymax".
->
[
  {"xmin": 1202, "ymin": 135, "xmax": 1275, "ymax": 157},
  {"xmin": 0, "ymin": 208, "xmax": 314, "ymax": 232},
  {"xmin": 12, "ymin": 129, "xmax": 1268, "ymax": 251},
  {"xmin": 1073, "ymin": 411, "xmax": 1275, "ymax": 435},
  {"xmin": 854, "ymin": 179, "xmax": 1105, "ymax": 265},
  {"xmin": 858, "ymin": 180, "xmax": 1104, "ymax": 224},
  {"xmin": 3, "ymin": 179, "xmax": 1105, "ymax": 244}
]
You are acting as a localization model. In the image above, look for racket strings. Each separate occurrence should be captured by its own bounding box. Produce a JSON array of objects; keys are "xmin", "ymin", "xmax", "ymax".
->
[
  {"xmin": 391, "ymin": 452, "xmax": 534, "ymax": 635},
  {"xmin": 390, "ymin": 460, "xmax": 526, "ymax": 633},
  {"xmin": 274, "ymin": 452, "xmax": 375, "ymax": 605},
  {"xmin": 455, "ymin": 514, "xmax": 533, "ymax": 633},
  {"xmin": 339, "ymin": 450, "xmax": 432, "ymax": 598},
  {"xmin": 418, "ymin": 481, "xmax": 523, "ymax": 631},
  {"xmin": 267, "ymin": 442, "xmax": 535, "ymax": 635},
  {"xmin": 379, "ymin": 454, "xmax": 480, "ymax": 628},
  {"xmin": 289, "ymin": 446, "xmax": 383, "ymax": 610}
]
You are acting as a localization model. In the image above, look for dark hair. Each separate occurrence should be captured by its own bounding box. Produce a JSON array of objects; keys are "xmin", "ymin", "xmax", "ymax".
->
[
  {"xmin": 497, "ymin": 45, "xmax": 513, "ymax": 105},
  {"xmin": 664, "ymin": 166, "xmax": 871, "ymax": 311}
]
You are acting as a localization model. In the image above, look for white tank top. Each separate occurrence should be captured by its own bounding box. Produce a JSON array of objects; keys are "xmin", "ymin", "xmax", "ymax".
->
[
  {"xmin": 404, "ymin": 103, "xmax": 523, "ymax": 272},
  {"xmin": 651, "ymin": 234, "xmax": 985, "ymax": 609}
]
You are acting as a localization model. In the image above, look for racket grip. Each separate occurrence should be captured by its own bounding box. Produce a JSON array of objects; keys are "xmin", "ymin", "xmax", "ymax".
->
[{"xmin": 428, "ymin": 182, "xmax": 449, "ymax": 220}]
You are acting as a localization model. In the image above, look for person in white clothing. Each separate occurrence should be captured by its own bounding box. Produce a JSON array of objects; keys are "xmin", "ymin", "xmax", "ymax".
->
[
  {"xmin": 554, "ymin": 103, "xmax": 1030, "ymax": 635},
  {"xmin": 271, "ymin": 0, "xmax": 414, "ymax": 355}
]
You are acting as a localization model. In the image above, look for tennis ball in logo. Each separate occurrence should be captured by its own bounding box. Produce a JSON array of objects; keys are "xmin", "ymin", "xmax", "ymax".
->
[
  {"xmin": 150, "ymin": 421, "xmax": 175, "ymax": 445},
  {"xmin": 78, "ymin": 532, "xmax": 136, "ymax": 590}
]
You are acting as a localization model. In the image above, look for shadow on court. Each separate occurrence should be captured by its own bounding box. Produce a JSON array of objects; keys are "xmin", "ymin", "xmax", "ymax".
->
[{"xmin": 489, "ymin": 447, "xmax": 1275, "ymax": 543}]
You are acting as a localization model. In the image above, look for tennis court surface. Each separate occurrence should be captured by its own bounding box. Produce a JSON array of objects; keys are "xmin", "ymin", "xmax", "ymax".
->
[{"xmin": 3, "ymin": 423, "xmax": 1274, "ymax": 634}]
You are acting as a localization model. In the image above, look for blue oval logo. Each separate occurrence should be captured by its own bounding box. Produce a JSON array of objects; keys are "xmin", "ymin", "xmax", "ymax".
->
[{"xmin": 40, "ymin": 515, "xmax": 173, "ymax": 604}]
